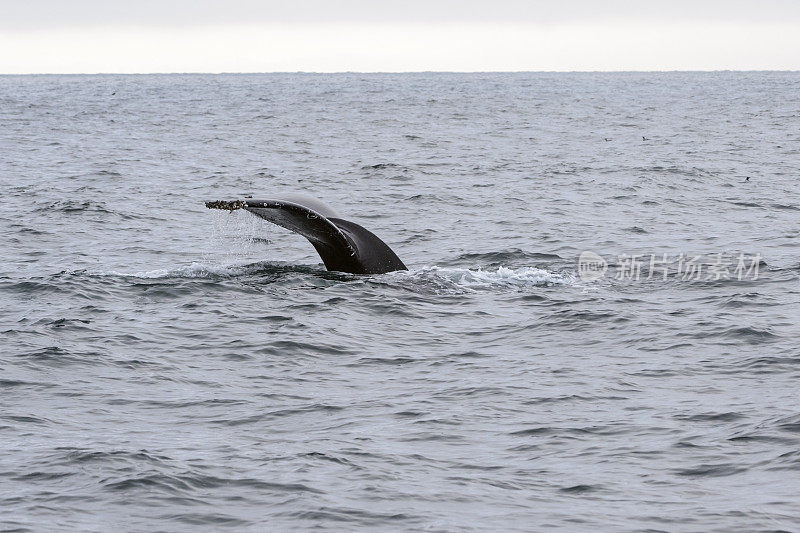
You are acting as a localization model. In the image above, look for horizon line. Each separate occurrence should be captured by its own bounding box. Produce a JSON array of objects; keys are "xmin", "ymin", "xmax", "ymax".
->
[{"xmin": 3, "ymin": 69, "xmax": 800, "ymax": 76}]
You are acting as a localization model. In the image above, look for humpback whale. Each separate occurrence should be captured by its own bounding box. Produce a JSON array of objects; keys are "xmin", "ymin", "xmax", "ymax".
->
[{"xmin": 205, "ymin": 196, "xmax": 407, "ymax": 275}]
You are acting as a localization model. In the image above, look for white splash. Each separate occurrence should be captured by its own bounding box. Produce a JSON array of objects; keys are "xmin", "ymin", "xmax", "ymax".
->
[{"xmin": 389, "ymin": 265, "xmax": 574, "ymax": 292}]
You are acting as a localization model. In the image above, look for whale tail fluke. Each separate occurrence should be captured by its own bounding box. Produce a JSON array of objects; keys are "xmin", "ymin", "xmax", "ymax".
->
[{"xmin": 205, "ymin": 198, "xmax": 407, "ymax": 275}]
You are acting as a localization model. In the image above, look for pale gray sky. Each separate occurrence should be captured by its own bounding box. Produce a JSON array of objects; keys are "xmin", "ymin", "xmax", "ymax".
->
[{"xmin": 1, "ymin": 0, "xmax": 799, "ymax": 72}]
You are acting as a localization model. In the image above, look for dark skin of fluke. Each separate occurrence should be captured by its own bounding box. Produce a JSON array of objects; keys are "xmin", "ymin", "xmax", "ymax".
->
[{"xmin": 206, "ymin": 198, "xmax": 407, "ymax": 275}]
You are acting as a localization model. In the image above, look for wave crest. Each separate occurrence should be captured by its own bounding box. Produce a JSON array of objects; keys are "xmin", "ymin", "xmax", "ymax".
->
[{"xmin": 386, "ymin": 265, "xmax": 573, "ymax": 293}]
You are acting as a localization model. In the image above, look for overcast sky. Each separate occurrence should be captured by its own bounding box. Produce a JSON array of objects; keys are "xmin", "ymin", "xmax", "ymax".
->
[{"xmin": 1, "ymin": 0, "xmax": 799, "ymax": 73}]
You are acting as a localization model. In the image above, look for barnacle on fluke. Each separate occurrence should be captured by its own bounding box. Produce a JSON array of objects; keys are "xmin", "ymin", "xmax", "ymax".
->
[{"xmin": 205, "ymin": 199, "xmax": 247, "ymax": 211}]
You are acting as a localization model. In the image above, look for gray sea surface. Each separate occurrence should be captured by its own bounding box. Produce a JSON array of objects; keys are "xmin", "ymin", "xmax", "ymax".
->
[{"xmin": 1, "ymin": 72, "xmax": 799, "ymax": 531}]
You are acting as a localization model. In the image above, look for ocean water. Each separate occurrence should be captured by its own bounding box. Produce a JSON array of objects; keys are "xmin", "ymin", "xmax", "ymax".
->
[{"xmin": 1, "ymin": 72, "xmax": 799, "ymax": 531}]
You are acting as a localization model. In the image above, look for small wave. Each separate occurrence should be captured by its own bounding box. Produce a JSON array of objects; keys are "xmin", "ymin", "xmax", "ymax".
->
[
  {"xmin": 775, "ymin": 414, "xmax": 800, "ymax": 434},
  {"xmin": 444, "ymin": 249, "xmax": 563, "ymax": 266},
  {"xmin": 625, "ymin": 226, "xmax": 648, "ymax": 234},
  {"xmin": 673, "ymin": 411, "xmax": 745, "ymax": 422},
  {"xmin": 362, "ymin": 162, "xmax": 407, "ymax": 171},
  {"xmin": 559, "ymin": 484, "xmax": 602, "ymax": 494},
  {"xmin": 35, "ymin": 199, "xmax": 144, "ymax": 220},
  {"xmin": 674, "ymin": 463, "xmax": 747, "ymax": 478},
  {"xmin": 38, "ymin": 199, "xmax": 114, "ymax": 214},
  {"xmin": 103, "ymin": 472, "xmax": 321, "ymax": 495},
  {"xmin": 770, "ymin": 203, "xmax": 800, "ymax": 211}
]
